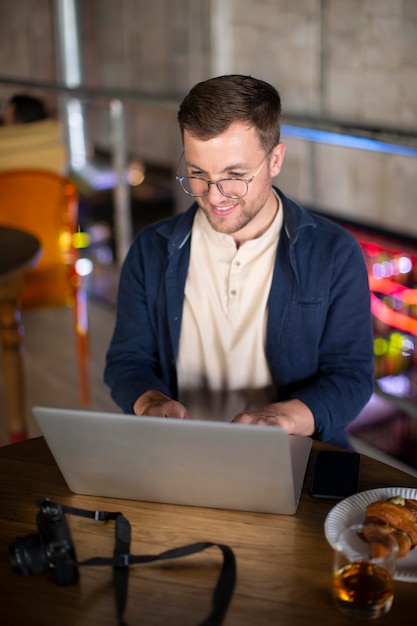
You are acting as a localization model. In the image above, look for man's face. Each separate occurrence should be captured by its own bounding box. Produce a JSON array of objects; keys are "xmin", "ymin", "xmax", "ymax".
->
[{"xmin": 183, "ymin": 121, "xmax": 285, "ymax": 245}]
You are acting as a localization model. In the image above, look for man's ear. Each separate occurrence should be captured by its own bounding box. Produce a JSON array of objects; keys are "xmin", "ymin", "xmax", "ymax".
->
[{"xmin": 269, "ymin": 142, "xmax": 286, "ymax": 177}]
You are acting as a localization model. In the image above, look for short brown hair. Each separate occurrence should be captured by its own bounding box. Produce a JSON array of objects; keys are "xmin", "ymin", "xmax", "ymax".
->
[{"xmin": 178, "ymin": 75, "xmax": 281, "ymax": 152}]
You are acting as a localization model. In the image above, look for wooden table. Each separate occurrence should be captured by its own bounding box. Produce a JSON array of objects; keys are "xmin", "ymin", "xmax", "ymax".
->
[
  {"xmin": 0, "ymin": 226, "xmax": 41, "ymax": 442},
  {"xmin": 0, "ymin": 437, "xmax": 416, "ymax": 625}
]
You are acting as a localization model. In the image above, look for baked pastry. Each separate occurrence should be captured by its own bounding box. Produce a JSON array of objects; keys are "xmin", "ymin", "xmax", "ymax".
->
[{"xmin": 363, "ymin": 496, "xmax": 417, "ymax": 558}]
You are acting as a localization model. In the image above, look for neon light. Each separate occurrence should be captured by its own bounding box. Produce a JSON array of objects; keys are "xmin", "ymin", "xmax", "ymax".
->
[
  {"xmin": 370, "ymin": 294, "xmax": 417, "ymax": 336},
  {"xmin": 368, "ymin": 276, "xmax": 417, "ymax": 304},
  {"xmin": 281, "ymin": 125, "xmax": 417, "ymax": 157},
  {"xmin": 374, "ymin": 337, "xmax": 388, "ymax": 356}
]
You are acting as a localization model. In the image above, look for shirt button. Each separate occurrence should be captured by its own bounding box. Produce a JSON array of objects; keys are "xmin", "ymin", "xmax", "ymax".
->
[{"xmin": 230, "ymin": 289, "xmax": 237, "ymax": 296}]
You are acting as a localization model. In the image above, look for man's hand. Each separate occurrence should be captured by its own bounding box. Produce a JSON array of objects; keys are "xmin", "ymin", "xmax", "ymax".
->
[
  {"xmin": 232, "ymin": 399, "xmax": 315, "ymax": 436},
  {"xmin": 133, "ymin": 389, "xmax": 191, "ymax": 419}
]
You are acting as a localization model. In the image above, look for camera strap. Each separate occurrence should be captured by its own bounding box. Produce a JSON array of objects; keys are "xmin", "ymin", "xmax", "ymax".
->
[{"xmin": 60, "ymin": 502, "xmax": 236, "ymax": 626}]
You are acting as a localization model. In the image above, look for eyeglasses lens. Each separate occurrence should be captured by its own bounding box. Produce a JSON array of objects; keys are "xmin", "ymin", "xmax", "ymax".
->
[{"xmin": 181, "ymin": 178, "xmax": 248, "ymax": 198}]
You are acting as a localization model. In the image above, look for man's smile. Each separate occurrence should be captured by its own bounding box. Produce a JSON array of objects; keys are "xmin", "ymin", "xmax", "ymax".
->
[{"xmin": 210, "ymin": 202, "xmax": 238, "ymax": 215}]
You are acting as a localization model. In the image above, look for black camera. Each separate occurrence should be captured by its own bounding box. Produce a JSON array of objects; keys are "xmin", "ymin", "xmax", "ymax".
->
[{"xmin": 9, "ymin": 498, "xmax": 79, "ymax": 585}]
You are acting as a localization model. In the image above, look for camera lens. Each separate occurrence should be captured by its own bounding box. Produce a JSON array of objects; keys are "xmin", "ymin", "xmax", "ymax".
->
[{"xmin": 9, "ymin": 533, "xmax": 49, "ymax": 576}]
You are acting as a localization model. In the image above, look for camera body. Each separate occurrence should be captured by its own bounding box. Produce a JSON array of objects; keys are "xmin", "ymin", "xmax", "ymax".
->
[{"xmin": 9, "ymin": 498, "xmax": 79, "ymax": 585}]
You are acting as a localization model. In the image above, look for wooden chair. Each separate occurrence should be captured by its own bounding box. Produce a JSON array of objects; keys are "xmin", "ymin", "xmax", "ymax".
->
[{"xmin": 0, "ymin": 169, "xmax": 89, "ymax": 415}]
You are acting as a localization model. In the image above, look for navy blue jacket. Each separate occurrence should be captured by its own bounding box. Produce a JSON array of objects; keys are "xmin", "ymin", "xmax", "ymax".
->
[{"xmin": 104, "ymin": 187, "xmax": 374, "ymax": 446}]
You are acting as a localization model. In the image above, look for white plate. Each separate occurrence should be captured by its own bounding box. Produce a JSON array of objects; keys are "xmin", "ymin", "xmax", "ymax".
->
[{"xmin": 324, "ymin": 487, "xmax": 417, "ymax": 582}]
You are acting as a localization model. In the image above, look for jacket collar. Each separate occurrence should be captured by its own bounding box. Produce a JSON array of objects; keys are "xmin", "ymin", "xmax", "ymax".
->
[
  {"xmin": 274, "ymin": 186, "xmax": 317, "ymax": 243},
  {"xmin": 155, "ymin": 187, "xmax": 316, "ymax": 254}
]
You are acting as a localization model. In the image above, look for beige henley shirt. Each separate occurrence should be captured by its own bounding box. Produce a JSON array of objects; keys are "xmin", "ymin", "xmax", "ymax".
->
[{"xmin": 177, "ymin": 195, "xmax": 283, "ymax": 421}]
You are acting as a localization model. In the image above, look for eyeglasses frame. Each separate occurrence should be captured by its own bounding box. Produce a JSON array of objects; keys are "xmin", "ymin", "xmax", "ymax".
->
[{"xmin": 175, "ymin": 150, "xmax": 271, "ymax": 199}]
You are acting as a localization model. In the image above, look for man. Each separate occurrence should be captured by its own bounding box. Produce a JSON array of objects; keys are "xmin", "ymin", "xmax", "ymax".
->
[
  {"xmin": 104, "ymin": 75, "xmax": 374, "ymax": 447},
  {"xmin": 3, "ymin": 94, "xmax": 49, "ymax": 125},
  {"xmin": 0, "ymin": 93, "xmax": 67, "ymax": 174}
]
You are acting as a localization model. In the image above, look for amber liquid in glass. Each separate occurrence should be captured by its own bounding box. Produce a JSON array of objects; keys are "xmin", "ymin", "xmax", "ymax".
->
[{"xmin": 333, "ymin": 561, "xmax": 394, "ymax": 618}]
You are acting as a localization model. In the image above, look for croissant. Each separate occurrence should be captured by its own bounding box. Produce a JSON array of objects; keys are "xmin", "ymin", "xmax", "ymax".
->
[{"xmin": 363, "ymin": 496, "xmax": 417, "ymax": 558}]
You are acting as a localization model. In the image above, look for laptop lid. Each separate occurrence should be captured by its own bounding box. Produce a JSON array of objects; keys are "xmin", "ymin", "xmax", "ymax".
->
[{"xmin": 32, "ymin": 407, "xmax": 312, "ymax": 515}]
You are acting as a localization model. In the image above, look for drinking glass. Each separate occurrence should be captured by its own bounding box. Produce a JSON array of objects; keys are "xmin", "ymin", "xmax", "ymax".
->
[{"xmin": 332, "ymin": 523, "xmax": 398, "ymax": 619}]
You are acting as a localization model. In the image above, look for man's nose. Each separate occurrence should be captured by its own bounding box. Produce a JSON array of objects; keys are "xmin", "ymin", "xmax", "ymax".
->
[{"xmin": 207, "ymin": 181, "xmax": 227, "ymax": 203}]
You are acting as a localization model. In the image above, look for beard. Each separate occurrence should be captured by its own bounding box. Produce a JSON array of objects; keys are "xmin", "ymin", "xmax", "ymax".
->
[{"xmin": 196, "ymin": 186, "xmax": 276, "ymax": 240}]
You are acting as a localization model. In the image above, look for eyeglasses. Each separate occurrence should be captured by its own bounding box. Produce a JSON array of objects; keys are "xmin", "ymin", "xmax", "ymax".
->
[{"xmin": 175, "ymin": 152, "xmax": 269, "ymax": 199}]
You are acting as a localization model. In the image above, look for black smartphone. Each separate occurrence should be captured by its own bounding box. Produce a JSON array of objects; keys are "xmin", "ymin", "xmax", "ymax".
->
[{"xmin": 310, "ymin": 450, "xmax": 360, "ymax": 499}]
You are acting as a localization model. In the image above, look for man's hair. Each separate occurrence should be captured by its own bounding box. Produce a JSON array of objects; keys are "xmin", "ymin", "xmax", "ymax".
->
[
  {"xmin": 178, "ymin": 75, "xmax": 281, "ymax": 152},
  {"xmin": 9, "ymin": 94, "xmax": 49, "ymax": 124}
]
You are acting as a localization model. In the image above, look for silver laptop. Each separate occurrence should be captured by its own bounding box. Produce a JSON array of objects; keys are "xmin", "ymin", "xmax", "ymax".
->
[{"xmin": 32, "ymin": 407, "xmax": 312, "ymax": 515}]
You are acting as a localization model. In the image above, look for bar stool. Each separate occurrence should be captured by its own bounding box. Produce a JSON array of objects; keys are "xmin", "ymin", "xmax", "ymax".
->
[
  {"xmin": 0, "ymin": 226, "xmax": 41, "ymax": 442},
  {"xmin": 0, "ymin": 169, "xmax": 89, "ymax": 408}
]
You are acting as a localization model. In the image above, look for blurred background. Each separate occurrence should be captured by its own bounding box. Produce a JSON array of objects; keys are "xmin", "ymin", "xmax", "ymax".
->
[{"xmin": 0, "ymin": 0, "xmax": 416, "ymax": 463}]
